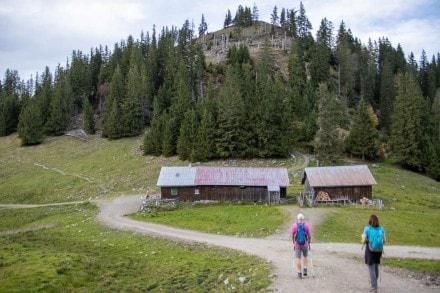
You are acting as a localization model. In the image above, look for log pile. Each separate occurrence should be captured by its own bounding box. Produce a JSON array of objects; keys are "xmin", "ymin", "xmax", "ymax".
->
[
  {"xmin": 360, "ymin": 197, "xmax": 370, "ymax": 205},
  {"xmin": 316, "ymin": 191, "xmax": 331, "ymax": 201}
]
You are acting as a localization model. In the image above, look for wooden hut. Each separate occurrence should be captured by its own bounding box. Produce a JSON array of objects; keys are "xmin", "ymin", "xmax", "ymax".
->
[
  {"xmin": 157, "ymin": 166, "xmax": 290, "ymax": 203},
  {"xmin": 302, "ymin": 165, "xmax": 377, "ymax": 204}
]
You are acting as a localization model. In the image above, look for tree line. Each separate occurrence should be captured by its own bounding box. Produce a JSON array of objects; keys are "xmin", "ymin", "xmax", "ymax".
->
[{"xmin": 0, "ymin": 2, "xmax": 439, "ymax": 180}]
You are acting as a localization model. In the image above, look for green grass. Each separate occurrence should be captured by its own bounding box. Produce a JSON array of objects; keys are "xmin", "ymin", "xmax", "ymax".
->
[
  {"xmin": 382, "ymin": 258, "xmax": 440, "ymax": 274},
  {"xmin": 1, "ymin": 133, "xmax": 439, "ymax": 285},
  {"xmin": 0, "ymin": 203, "xmax": 271, "ymax": 292},
  {"xmin": 311, "ymin": 207, "xmax": 439, "ymax": 247},
  {"xmin": 132, "ymin": 203, "xmax": 287, "ymax": 238}
]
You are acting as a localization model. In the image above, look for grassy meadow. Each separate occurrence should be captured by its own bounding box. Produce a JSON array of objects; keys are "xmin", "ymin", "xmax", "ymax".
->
[{"xmin": 1, "ymin": 133, "xmax": 440, "ymax": 290}]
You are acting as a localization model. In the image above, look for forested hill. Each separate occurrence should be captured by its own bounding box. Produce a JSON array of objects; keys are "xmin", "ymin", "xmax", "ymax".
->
[{"xmin": 0, "ymin": 3, "xmax": 439, "ymax": 180}]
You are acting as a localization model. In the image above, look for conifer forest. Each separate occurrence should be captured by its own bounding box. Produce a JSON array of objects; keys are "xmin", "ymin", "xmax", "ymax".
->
[{"xmin": 1, "ymin": 3, "xmax": 439, "ymax": 180}]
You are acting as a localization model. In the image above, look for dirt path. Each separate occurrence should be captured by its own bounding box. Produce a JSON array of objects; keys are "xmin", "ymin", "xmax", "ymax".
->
[{"xmin": 97, "ymin": 195, "xmax": 440, "ymax": 292}]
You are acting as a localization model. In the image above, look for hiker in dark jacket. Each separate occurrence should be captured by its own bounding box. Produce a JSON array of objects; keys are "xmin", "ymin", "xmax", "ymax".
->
[{"xmin": 362, "ymin": 214, "xmax": 386, "ymax": 293}]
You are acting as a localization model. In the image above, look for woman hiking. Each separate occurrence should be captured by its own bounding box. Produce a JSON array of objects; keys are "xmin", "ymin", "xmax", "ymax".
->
[{"xmin": 362, "ymin": 214, "xmax": 386, "ymax": 292}]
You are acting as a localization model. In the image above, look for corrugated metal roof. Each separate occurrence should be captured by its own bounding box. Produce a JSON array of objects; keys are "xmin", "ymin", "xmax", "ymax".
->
[
  {"xmin": 304, "ymin": 165, "xmax": 377, "ymax": 187},
  {"xmin": 156, "ymin": 166, "xmax": 197, "ymax": 187},
  {"xmin": 157, "ymin": 166, "xmax": 290, "ymax": 187}
]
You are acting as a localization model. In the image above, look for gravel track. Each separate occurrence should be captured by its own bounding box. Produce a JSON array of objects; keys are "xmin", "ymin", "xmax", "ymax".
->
[{"xmin": 97, "ymin": 195, "xmax": 440, "ymax": 292}]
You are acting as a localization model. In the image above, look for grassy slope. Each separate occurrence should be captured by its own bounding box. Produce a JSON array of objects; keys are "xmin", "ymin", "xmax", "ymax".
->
[{"xmin": 1, "ymin": 134, "xmax": 439, "ymax": 288}]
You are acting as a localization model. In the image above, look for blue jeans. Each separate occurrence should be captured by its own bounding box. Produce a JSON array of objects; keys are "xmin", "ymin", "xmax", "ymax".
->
[{"xmin": 368, "ymin": 263, "xmax": 379, "ymax": 289}]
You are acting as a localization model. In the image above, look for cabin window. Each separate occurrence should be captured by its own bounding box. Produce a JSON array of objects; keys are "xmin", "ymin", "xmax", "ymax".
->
[
  {"xmin": 171, "ymin": 188, "xmax": 177, "ymax": 196},
  {"xmin": 195, "ymin": 189, "xmax": 200, "ymax": 195}
]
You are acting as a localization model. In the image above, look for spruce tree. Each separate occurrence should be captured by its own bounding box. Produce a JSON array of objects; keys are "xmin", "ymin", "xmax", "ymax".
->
[
  {"xmin": 83, "ymin": 96, "xmax": 96, "ymax": 134},
  {"xmin": 215, "ymin": 66, "xmax": 246, "ymax": 158},
  {"xmin": 17, "ymin": 98, "xmax": 44, "ymax": 145},
  {"xmin": 0, "ymin": 69, "xmax": 21, "ymax": 136},
  {"xmin": 123, "ymin": 45, "xmax": 146, "ymax": 137},
  {"xmin": 176, "ymin": 109, "xmax": 198, "ymax": 161},
  {"xmin": 102, "ymin": 65, "xmax": 125, "ymax": 139},
  {"xmin": 192, "ymin": 105, "xmax": 216, "ymax": 162},
  {"xmin": 46, "ymin": 66, "xmax": 71, "ymax": 136},
  {"xmin": 314, "ymin": 83, "xmax": 344, "ymax": 165},
  {"xmin": 389, "ymin": 72, "xmax": 424, "ymax": 169},
  {"xmin": 345, "ymin": 99, "xmax": 380, "ymax": 160}
]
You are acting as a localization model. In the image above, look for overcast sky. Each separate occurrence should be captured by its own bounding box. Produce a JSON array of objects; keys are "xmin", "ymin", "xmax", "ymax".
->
[{"xmin": 1, "ymin": 0, "xmax": 439, "ymax": 82}]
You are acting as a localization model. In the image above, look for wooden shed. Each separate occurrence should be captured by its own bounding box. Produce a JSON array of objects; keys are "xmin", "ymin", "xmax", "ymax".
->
[
  {"xmin": 157, "ymin": 166, "xmax": 290, "ymax": 203},
  {"xmin": 302, "ymin": 165, "xmax": 377, "ymax": 204}
]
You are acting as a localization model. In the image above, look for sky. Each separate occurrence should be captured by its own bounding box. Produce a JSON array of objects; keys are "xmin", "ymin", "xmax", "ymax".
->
[{"xmin": 1, "ymin": 0, "xmax": 439, "ymax": 82}]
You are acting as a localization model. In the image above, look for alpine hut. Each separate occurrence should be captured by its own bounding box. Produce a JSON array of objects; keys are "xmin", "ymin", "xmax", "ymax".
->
[
  {"xmin": 302, "ymin": 165, "xmax": 377, "ymax": 204},
  {"xmin": 157, "ymin": 166, "xmax": 290, "ymax": 203}
]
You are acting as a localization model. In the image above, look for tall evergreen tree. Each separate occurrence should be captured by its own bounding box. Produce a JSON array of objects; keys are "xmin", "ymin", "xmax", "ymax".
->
[
  {"xmin": 314, "ymin": 83, "xmax": 344, "ymax": 165},
  {"xmin": 345, "ymin": 99, "xmax": 380, "ymax": 160},
  {"xmin": 296, "ymin": 1, "xmax": 312, "ymax": 39},
  {"xmin": 123, "ymin": 45, "xmax": 147, "ymax": 137},
  {"xmin": 17, "ymin": 97, "xmax": 44, "ymax": 145},
  {"xmin": 35, "ymin": 66, "xmax": 53, "ymax": 128},
  {"xmin": 45, "ymin": 65, "xmax": 71, "ymax": 135},
  {"xmin": 83, "ymin": 96, "xmax": 95, "ymax": 134},
  {"xmin": 389, "ymin": 72, "xmax": 424, "ymax": 170},
  {"xmin": 192, "ymin": 103, "xmax": 216, "ymax": 162},
  {"xmin": 378, "ymin": 61, "xmax": 395, "ymax": 133},
  {"xmin": 176, "ymin": 109, "xmax": 198, "ymax": 160},
  {"xmin": 198, "ymin": 14, "xmax": 208, "ymax": 37},
  {"xmin": 0, "ymin": 69, "xmax": 21, "ymax": 136},
  {"xmin": 270, "ymin": 6, "xmax": 279, "ymax": 26},
  {"xmin": 310, "ymin": 18, "xmax": 333, "ymax": 87},
  {"xmin": 215, "ymin": 66, "xmax": 246, "ymax": 158},
  {"xmin": 102, "ymin": 65, "xmax": 125, "ymax": 139},
  {"xmin": 252, "ymin": 3, "xmax": 259, "ymax": 22}
]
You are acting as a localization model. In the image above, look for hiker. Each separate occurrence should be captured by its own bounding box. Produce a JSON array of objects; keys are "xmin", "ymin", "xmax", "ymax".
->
[
  {"xmin": 145, "ymin": 190, "xmax": 150, "ymax": 201},
  {"xmin": 291, "ymin": 213, "xmax": 312, "ymax": 279},
  {"xmin": 362, "ymin": 214, "xmax": 386, "ymax": 293}
]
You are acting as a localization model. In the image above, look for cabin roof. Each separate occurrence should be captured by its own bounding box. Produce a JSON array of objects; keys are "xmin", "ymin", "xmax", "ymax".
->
[
  {"xmin": 157, "ymin": 166, "xmax": 290, "ymax": 187},
  {"xmin": 304, "ymin": 165, "xmax": 377, "ymax": 187}
]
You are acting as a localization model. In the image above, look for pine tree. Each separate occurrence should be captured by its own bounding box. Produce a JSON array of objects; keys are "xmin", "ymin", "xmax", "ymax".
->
[
  {"xmin": 314, "ymin": 83, "xmax": 344, "ymax": 165},
  {"xmin": 35, "ymin": 66, "xmax": 53, "ymax": 127},
  {"xmin": 215, "ymin": 66, "xmax": 246, "ymax": 158},
  {"xmin": 378, "ymin": 61, "xmax": 395, "ymax": 133},
  {"xmin": 296, "ymin": 1, "xmax": 312, "ymax": 38},
  {"xmin": 17, "ymin": 97, "xmax": 44, "ymax": 145},
  {"xmin": 198, "ymin": 14, "xmax": 208, "ymax": 37},
  {"xmin": 192, "ymin": 105, "xmax": 216, "ymax": 162},
  {"xmin": 143, "ymin": 86, "xmax": 171, "ymax": 155},
  {"xmin": 270, "ymin": 6, "xmax": 279, "ymax": 26},
  {"xmin": 310, "ymin": 18, "xmax": 333, "ymax": 87},
  {"xmin": 389, "ymin": 72, "xmax": 424, "ymax": 170},
  {"xmin": 224, "ymin": 10, "xmax": 232, "ymax": 28},
  {"xmin": 345, "ymin": 99, "xmax": 380, "ymax": 160},
  {"xmin": 0, "ymin": 69, "xmax": 21, "ymax": 136},
  {"xmin": 123, "ymin": 45, "xmax": 146, "ymax": 137},
  {"xmin": 83, "ymin": 96, "xmax": 95, "ymax": 134},
  {"xmin": 45, "ymin": 65, "xmax": 71, "ymax": 136},
  {"xmin": 176, "ymin": 109, "xmax": 198, "ymax": 160},
  {"xmin": 102, "ymin": 65, "xmax": 125, "ymax": 139},
  {"xmin": 252, "ymin": 3, "xmax": 259, "ymax": 22}
]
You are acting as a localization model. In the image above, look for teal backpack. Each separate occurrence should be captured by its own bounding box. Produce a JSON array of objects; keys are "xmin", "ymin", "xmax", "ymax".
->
[{"xmin": 368, "ymin": 226, "xmax": 384, "ymax": 252}]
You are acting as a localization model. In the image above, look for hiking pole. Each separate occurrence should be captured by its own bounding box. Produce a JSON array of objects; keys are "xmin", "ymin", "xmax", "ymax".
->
[{"xmin": 309, "ymin": 244, "xmax": 314, "ymax": 278}]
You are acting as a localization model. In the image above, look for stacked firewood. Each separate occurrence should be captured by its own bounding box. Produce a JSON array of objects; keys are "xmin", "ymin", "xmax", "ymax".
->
[
  {"xmin": 360, "ymin": 197, "xmax": 370, "ymax": 205},
  {"xmin": 316, "ymin": 191, "xmax": 331, "ymax": 201}
]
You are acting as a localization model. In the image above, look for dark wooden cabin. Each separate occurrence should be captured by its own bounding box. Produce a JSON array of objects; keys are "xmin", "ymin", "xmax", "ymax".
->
[
  {"xmin": 157, "ymin": 166, "xmax": 290, "ymax": 203},
  {"xmin": 302, "ymin": 165, "xmax": 377, "ymax": 203}
]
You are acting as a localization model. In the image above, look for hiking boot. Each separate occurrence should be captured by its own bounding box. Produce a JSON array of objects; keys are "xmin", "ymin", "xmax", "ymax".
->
[
  {"xmin": 297, "ymin": 272, "xmax": 302, "ymax": 279},
  {"xmin": 303, "ymin": 268, "xmax": 308, "ymax": 276}
]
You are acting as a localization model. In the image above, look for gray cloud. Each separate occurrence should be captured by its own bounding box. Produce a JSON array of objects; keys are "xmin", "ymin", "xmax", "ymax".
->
[{"xmin": 1, "ymin": 0, "xmax": 438, "ymax": 82}]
